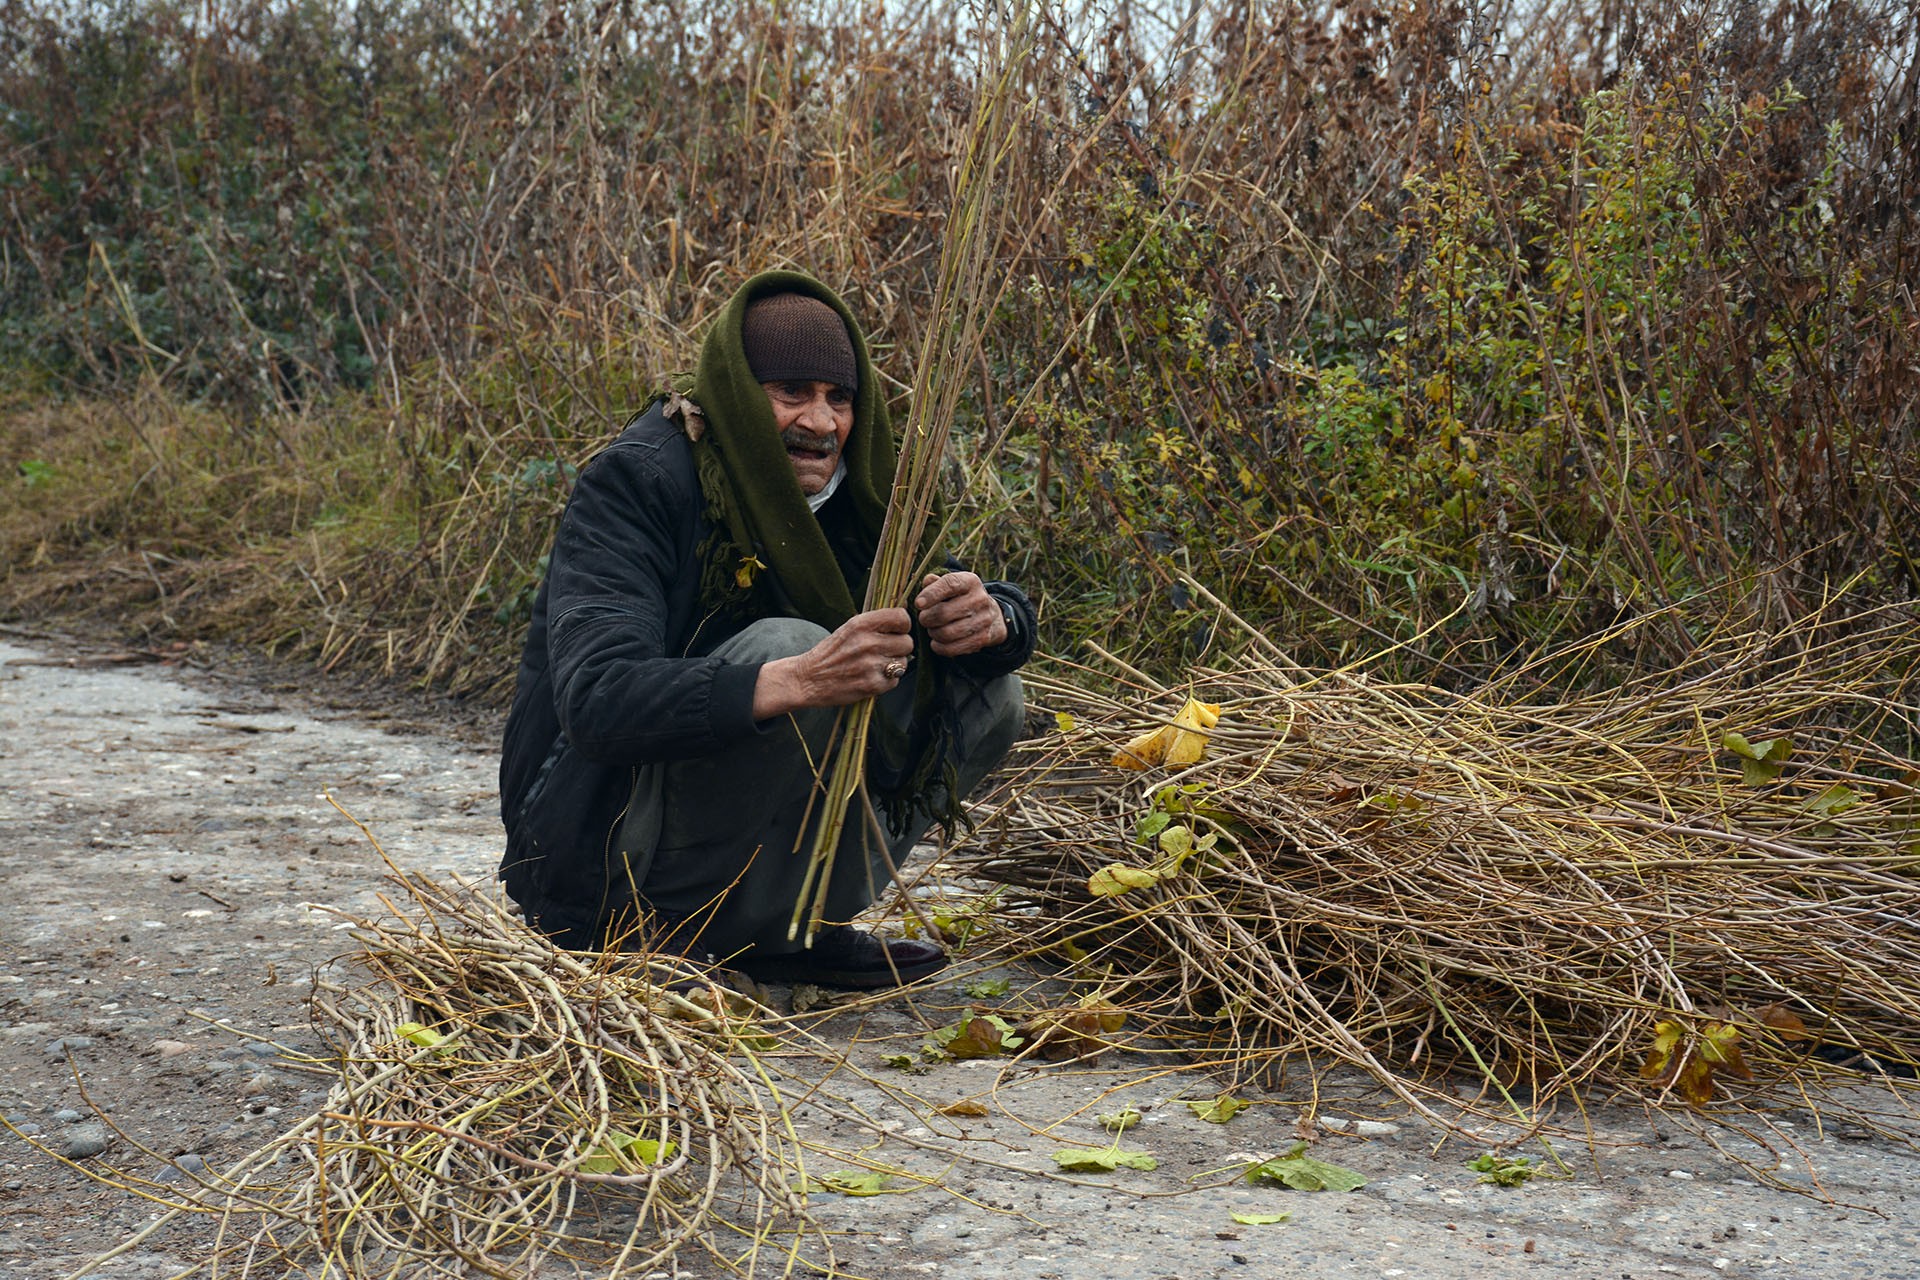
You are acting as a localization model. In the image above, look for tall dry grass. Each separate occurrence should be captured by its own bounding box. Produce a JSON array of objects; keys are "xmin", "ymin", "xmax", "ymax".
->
[{"xmin": 0, "ymin": 0, "xmax": 1915, "ymax": 694}]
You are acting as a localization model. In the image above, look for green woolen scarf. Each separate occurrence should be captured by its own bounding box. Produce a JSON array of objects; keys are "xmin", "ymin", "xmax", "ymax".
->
[
  {"xmin": 680, "ymin": 270, "xmax": 956, "ymax": 834},
  {"xmin": 690, "ymin": 270, "xmax": 892, "ymax": 626}
]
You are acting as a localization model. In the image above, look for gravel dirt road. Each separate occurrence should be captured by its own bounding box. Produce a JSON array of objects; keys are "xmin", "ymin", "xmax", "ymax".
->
[{"xmin": 3, "ymin": 631, "xmax": 1918, "ymax": 1279}]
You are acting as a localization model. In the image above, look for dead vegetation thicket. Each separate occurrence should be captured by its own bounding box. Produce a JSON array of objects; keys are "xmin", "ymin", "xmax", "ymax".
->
[{"xmin": 0, "ymin": 0, "xmax": 1914, "ymax": 692}]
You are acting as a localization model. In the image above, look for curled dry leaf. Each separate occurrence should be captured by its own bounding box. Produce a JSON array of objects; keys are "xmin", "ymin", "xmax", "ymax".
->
[
  {"xmin": 1016, "ymin": 1004, "xmax": 1126, "ymax": 1062},
  {"xmin": 926, "ymin": 1012, "xmax": 1023, "ymax": 1060},
  {"xmin": 1640, "ymin": 1018, "xmax": 1752, "ymax": 1106},
  {"xmin": 1187, "ymin": 1095, "xmax": 1250, "ymax": 1124},
  {"xmin": 1755, "ymin": 1003, "xmax": 1811, "ymax": 1042},
  {"xmin": 1113, "ymin": 697, "xmax": 1222, "ymax": 771}
]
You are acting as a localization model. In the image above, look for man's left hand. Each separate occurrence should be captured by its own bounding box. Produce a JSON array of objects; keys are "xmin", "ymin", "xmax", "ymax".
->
[{"xmin": 915, "ymin": 572, "xmax": 1008, "ymax": 657}]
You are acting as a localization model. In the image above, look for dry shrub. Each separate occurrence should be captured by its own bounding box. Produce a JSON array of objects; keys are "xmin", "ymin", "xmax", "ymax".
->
[{"xmin": 2, "ymin": 0, "xmax": 1916, "ymax": 694}]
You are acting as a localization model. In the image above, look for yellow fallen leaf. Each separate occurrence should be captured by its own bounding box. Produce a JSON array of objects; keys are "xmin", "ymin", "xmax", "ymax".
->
[
  {"xmin": 1113, "ymin": 698, "xmax": 1223, "ymax": 771},
  {"xmin": 1088, "ymin": 864, "xmax": 1159, "ymax": 896}
]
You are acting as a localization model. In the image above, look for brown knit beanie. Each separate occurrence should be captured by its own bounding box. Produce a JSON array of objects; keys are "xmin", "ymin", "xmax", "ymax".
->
[{"xmin": 741, "ymin": 292, "xmax": 859, "ymax": 391}]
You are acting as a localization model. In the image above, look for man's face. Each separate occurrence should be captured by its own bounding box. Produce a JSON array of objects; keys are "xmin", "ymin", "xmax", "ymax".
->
[{"xmin": 764, "ymin": 379, "xmax": 855, "ymax": 495}]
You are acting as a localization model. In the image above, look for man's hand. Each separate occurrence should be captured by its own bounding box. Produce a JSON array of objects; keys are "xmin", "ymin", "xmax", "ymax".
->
[
  {"xmin": 752, "ymin": 608, "xmax": 915, "ymax": 719},
  {"xmin": 915, "ymin": 572, "xmax": 1007, "ymax": 658}
]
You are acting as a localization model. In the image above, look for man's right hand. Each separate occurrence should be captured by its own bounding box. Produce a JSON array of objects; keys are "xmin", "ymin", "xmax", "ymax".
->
[{"xmin": 751, "ymin": 608, "xmax": 915, "ymax": 720}]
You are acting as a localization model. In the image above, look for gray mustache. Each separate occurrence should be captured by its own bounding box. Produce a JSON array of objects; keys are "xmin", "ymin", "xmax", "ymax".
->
[{"xmin": 780, "ymin": 427, "xmax": 840, "ymax": 457}]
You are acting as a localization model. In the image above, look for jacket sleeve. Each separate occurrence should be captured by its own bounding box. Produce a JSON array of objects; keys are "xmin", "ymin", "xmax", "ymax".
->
[{"xmin": 542, "ymin": 437, "xmax": 764, "ymax": 764}]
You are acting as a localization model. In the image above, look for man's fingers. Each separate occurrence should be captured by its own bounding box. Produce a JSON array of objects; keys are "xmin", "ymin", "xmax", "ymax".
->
[{"xmin": 915, "ymin": 572, "xmax": 981, "ymax": 612}]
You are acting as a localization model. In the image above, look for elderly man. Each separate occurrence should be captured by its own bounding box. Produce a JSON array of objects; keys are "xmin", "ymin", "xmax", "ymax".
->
[{"xmin": 498, "ymin": 271, "xmax": 1033, "ymax": 987}]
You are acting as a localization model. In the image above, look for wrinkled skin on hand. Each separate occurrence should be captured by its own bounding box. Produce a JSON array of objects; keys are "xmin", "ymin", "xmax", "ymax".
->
[
  {"xmin": 914, "ymin": 572, "xmax": 1007, "ymax": 658},
  {"xmin": 752, "ymin": 608, "xmax": 914, "ymax": 719}
]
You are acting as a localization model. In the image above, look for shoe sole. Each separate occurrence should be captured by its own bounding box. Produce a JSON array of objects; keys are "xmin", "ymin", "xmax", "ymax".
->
[{"xmin": 739, "ymin": 953, "xmax": 948, "ymax": 990}]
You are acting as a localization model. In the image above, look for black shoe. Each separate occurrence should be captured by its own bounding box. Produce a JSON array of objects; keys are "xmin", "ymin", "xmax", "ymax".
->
[{"xmin": 737, "ymin": 926, "xmax": 948, "ymax": 990}]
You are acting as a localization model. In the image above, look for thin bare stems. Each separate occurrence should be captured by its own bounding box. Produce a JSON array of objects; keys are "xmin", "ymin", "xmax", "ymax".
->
[
  {"xmin": 792, "ymin": 0, "xmax": 1041, "ymax": 944},
  {"xmin": 963, "ymin": 596, "xmax": 1920, "ymax": 1164}
]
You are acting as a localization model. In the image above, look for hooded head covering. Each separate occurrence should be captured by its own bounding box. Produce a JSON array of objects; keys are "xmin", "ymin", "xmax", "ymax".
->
[
  {"xmin": 688, "ymin": 270, "xmax": 893, "ymax": 629},
  {"xmin": 675, "ymin": 270, "xmax": 955, "ymax": 835}
]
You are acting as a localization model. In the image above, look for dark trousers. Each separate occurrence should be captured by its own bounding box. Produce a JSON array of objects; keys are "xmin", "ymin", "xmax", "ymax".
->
[{"xmin": 611, "ymin": 618, "xmax": 1023, "ymax": 959}]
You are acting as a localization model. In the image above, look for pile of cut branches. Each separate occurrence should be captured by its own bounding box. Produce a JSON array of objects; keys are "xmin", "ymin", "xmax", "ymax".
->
[
  {"xmin": 965, "ymin": 594, "xmax": 1920, "ymax": 1164},
  {"xmin": 78, "ymin": 874, "xmax": 818, "ymax": 1279}
]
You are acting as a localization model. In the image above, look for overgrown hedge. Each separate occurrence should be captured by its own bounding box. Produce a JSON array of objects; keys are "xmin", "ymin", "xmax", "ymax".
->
[{"xmin": 3, "ymin": 0, "xmax": 1915, "ymax": 695}]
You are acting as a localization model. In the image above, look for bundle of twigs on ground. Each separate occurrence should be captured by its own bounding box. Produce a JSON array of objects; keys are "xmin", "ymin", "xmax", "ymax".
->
[
  {"xmin": 79, "ymin": 874, "xmax": 817, "ymax": 1280},
  {"xmin": 965, "ymin": 592, "xmax": 1920, "ymax": 1151}
]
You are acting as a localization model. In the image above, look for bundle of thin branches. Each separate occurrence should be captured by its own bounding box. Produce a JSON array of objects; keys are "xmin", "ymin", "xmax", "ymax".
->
[
  {"xmin": 791, "ymin": 0, "xmax": 1040, "ymax": 942},
  {"xmin": 79, "ymin": 873, "xmax": 817, "ymax": 1279},
  {"xmin": 963, "ymin": 593, "xmax": 1920, "ymax": 1157}
]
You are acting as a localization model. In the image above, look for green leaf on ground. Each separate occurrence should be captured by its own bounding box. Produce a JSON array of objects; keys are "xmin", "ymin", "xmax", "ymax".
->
[
  {"xmin": 1230, "ymin": 1211, "xmax": 1292, "ymax": 1226},
  {"xmin": 962, "ymin": 977, "xmax": 1011, "ymax": 998},
  {"xmin": 579, "ymin": 1133, "xmax": 677, "ymax": 1174},
  {"xmin": 394, "ymin": 1021, "xmax": 451, "ymax": 1053},
  {"xmin": 1245, "ymin": 1143, "xmax": 1366, "ymax": 1192},
  {"xmin": 1098, "ymin": 1106, "xmax": 1143, "ymax": 1132},
  {"xmin": 1187, "ymin": 1095, "xmax": 1250, "ymax": 1124},
  {"xmin": 1052, "ymin": 1146, "xmax": 1157, "ymax": 1172},
  {"xmin": 1134, "ymin": 809, "xmax": 1173, "ymax": 842},
  {"xmin": 796, "ymin": 1170, "xmax": 897, "ymax": 1196},
  {"xmin": 1466, "ymin": 1152, "xmax": 1538, "ymax": 1187},
  {"xmin": 1803, "ymin": 784, "xmax": 1860, "ymax": 818},
  {"xmin": 1722, "ymin": 731, "xmax": 1792, "ymax": 785},
  {"xmin": 880, "ymin": 1053, "xmax": 930, "ymax": 1074}
]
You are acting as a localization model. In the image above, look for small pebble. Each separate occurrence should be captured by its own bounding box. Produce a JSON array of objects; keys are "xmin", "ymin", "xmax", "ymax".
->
[
  {"xmin": 52, "ymin": 1108, "xmax": 83, "ymax": 1124},
  {"xmin": 1668, "ymin": 1169, "xmax": 1695, "ymax": 1180},
  {"xmin": 245, "ymin": 1042, "xmax": 282, "ymax": 1059},
  {"xmin": 156, "ymin": 1153, "xmax": 209, "ymax": 1184},
  {"xmin": 61, "ymin": 1122, "xmax": 110, "ymax": 1159},
  {"xmin": 152, "ymin": 1039, "xmax": 192, "ymax": 1058},
  {"xmin": 1314, "ymin": 1115, "xmax": 1401, "ymax": 1137},
  {"xmin": 45, "ymin": 1035, "xmax": 96, "ymax": 1057}
]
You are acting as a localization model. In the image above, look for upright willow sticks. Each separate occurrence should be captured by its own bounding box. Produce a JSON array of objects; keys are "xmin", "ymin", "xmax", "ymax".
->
[{"xmin": 790, "ymin": 1, "xmax": 1039, "ymax": 943}]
